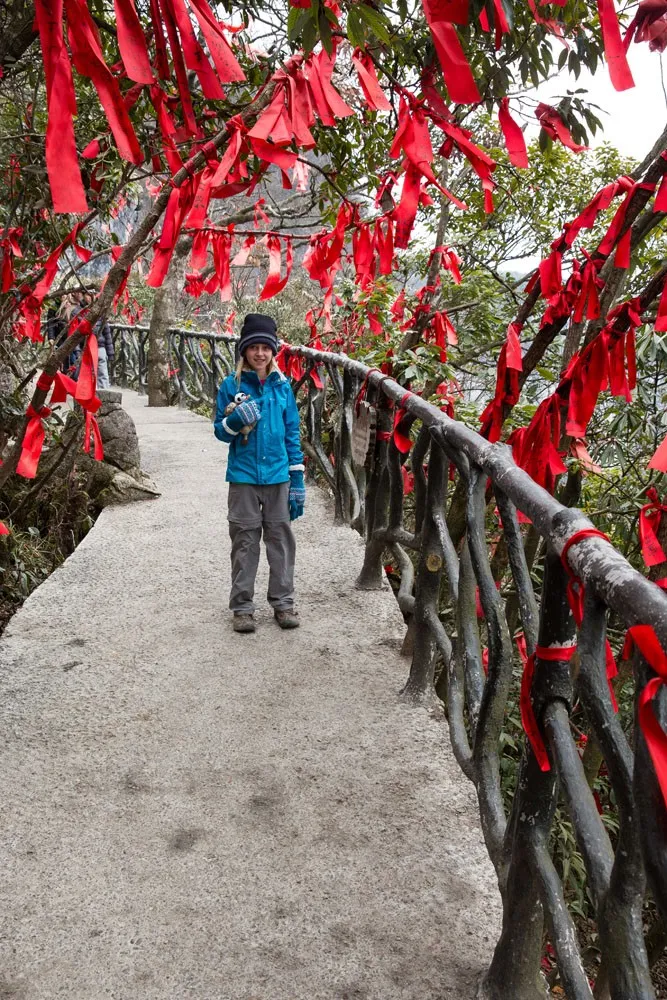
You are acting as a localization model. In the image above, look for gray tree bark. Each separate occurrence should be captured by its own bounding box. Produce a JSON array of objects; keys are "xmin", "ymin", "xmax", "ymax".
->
[
  {"xmin": 1, "ymin": 0, "xmax": 37, "ymax": 74},
  {"xmin": 146, "ymin": 236, "xmax": 192, "ymax": 407}
]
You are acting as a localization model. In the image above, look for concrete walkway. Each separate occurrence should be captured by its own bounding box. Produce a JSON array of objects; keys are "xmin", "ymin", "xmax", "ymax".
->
[{"xmin": 0, "ymin": 390, "xmax": 501, "ymax": 1000}]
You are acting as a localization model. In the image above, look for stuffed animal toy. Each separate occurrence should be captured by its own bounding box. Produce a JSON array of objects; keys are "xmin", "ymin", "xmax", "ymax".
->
[{"xmin": 224, "ymin": 392, "xmax": 256, "ymax": 445}]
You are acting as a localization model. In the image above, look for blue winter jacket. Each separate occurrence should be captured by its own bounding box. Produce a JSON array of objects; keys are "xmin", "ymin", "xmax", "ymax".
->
[{"xmin": 214, "ymin": 369, "xmax": 304, "ymax": 485}]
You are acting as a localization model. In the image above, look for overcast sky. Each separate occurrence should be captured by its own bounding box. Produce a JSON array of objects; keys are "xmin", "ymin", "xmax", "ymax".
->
[{"xmin": 532, "ymin": 49, "xmax": 667, "ymax": 160}]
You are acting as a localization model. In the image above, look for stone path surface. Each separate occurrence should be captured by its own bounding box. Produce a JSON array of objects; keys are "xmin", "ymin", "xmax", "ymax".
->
[{"xmin": 0, "ymin": 389, "xmax": 501, "ymax": 1000}]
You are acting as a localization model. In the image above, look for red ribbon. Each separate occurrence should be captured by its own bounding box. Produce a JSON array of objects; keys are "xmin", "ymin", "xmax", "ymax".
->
[
  {"xmin": 520, "ymin": 644, "xmax": 578, "ymax": 771},
  {"xmin": 655, "ymin": 273, "xmax": 667, "ymax": 333},
  {"xmin": 655, "ymin": 156, "xmax": 667, "ymax": 211},
  {"xmin": 597, "ymin": 0, "xmax": 635, "ymax": 91},
  {"xmin": 352, "ymin": 50, "xmax": 391, "ymax": 112},
  {"xmin": 624, "ymin": 625, "xmax": 667, "ymax": 809},
  {"xmin": 479, "ymin": 322, "xmax": 522, "ymax": 442},
  {"xmin": 114, "ymin": 0, "xmax": 154, "ymax": 83},
  {"xmin": 352, "ymin": 224, "xmax": 376, "ymax": 289},
  {"xmin": 624, "ymin": 0, "xmax": 667, "ymax": 51},
  {"xmin": 650, "ymin": 432, "xmax": 667, "ymax": 474},
  {"xmin": 563, "ymin": 297, "xmax": 641, "ymax": 437},
  {"xmin": 564, "ymin": 333, "xmax": 610, "ymax": 437},
  {"xmin": 74, "ymin": 321, "xmax": 99, "ymax": 407},
  {"xmin": 393, "ymin": 405, "xmax": 414, "ymax": 453},
  {"xmin": 275, "ymin": 346, "xmax": 305, "ymax": 381},
  {"xmin": 639, "ymin": 487, "xmax": 667, "ymax": 566},
  {"xmin": 84, "ymin": 411, "xmax": 105, "ymax": 460},
  {"xmin": 1, "ymin": 228, "xmax": 23, "ymax": 294},
  {"xmin": 479, "ymin": 0, "xmax": 510, "ymax": 48},
  {"xmin": 187, "ymin": 0, "xmax": 246, "ymax": 83},
  {"xmin": 429, "ymin": 310, "xmax": 458, "ymax": 361},
  {"xmin": 423, "ymin": 18, "xmax": 481, "ymax": 103},
  {"xmin": 572, "ymin": 253, "xmax": 604, "ymax": 323},
  {"xmin": 507, "ymin": 394, "xmax": 566, "ymax": 495},
  {"xmin": 34, "ymin": 0, "xmax": 88, "ymax": 214},
  {"xmin": 158, "ymin": 0, "xmax": 199, "ymax": 134},
  {"xmin": 390, "ymin": 98, "xmax": 468, "ymax": 247},
  {"xmin": 374, "ymin": 218, "xmax": 395, "ymax": 276},
  {"xmin": 65, "ymin": 0, "xmax": 144, "ymax": 165},
  {"xmin": 428, "ymin": 244, "xmax": 462, "ymax": 283},
  {"xmin": 16, "ymin": 404, "xmax": 52, "ymax": 479},
  {"xmin": 536, "ymin": 103, "xmax": 589, "ymax": 153},
  {"xmin": 259, "ymin": 236, "xmax": 293, "ymax": 300},
  {"xmin": 539, "ymin": 248, "xmax": 563, "ymax": 298},
  {"xmin": 304, "ymin": 46, "xmax": 355, "ymax": 127},
  {"xmin": 147, "ymin": 175, "xmax": 199, "ymax": 287},
  {"xmin": 498, "ymin": 98, "xmax": 528, "ymax": 168}
]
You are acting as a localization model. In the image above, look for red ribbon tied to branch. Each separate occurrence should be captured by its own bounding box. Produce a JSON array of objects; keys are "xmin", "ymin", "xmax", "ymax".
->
[
  {"xmin": 597, "ymin": 0, "xmax": 635, "ymax": 91},
  {"xmin": 623, "ymin": 625, "xmax": 667, "ymax": 810},
  {"xmin": 1, "ymin": 228, "xmax": 23, "ymax": 294},
  {"xmin": 84, "ymin": 411, "xmax": 104, "ymax": 460},
  {"xmin": 259, "ymin": 236, "xmax": 293, "ymax": 301},
  {"xmin": 16, "ymin": 404, "xmax": 52, "ymax": 479},
  {"xmin": 33, "ymin": 0, "xmax": 88, "ymax": 214},
  {"xmin": 479, "ymin": 322, "xmax": 522, "ymax": 442},
  {"xmin": 624, "ymin": 0, "xmax": 667, "ymax": 52},
  {"xmin": 498, "ymin": 98, "xmax": 528, "ymax": 168},
  {"xmin": 351, "ymin": 50, "xmax": 392, "ymax": 112},
  {"xmin": 393, "ymin": 397, "xmax": 414, "ymax": 454},
  {"xmin": 536, "ymin": 103, "xmax": 589, "ymax": 154},
  {"xmin": 508, "ymin": 394, "xmax": 566, "ymax": 496},
  {"xmin": 420, "ymin": 0, "xmax": 481, "ymax": 103},
  {"xmin": 639, "ymin": 488, "xmax": 667, "ymax": 566},
  {"xmin": 520, "ymin": 644, "xmax": 577, "ymax": 771},
  {"xmin": 428, "ymin": 244, "xmax": 463, "ymax": 283}
]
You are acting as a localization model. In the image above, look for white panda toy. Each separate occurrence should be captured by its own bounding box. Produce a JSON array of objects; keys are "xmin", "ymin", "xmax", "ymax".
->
[{"xmin": 224, "ymin": 391, "xmax": 254, "ymax": 446}]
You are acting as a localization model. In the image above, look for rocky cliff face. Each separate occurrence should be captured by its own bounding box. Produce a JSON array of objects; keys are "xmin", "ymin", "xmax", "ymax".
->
[{"xmin": 77, "ymin": 390, "xmax": 160, "ymax": 508}]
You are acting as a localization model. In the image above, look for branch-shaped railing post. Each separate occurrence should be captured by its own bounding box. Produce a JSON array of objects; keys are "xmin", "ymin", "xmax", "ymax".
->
[
  {"xmin": 401, "ymin": 433, "xmax": 448, "ymax": 707},
  {"xmin": 356, "ymin": 392, "xmax": 392, "ymax": 590},
  {"xmin": 485, "ymin": 551, "xmax": 578, "ymax": 1000},
  {"xmin": 177, "ymin": 333, "xmax": 187, "ymax": 407},
  {"xmin": 573, "ymin": 594, "xmax": 652, "ymax": 999},
  {"xmin": 335, "ymin": 367, "xmax": 357, "ymax": 526}
]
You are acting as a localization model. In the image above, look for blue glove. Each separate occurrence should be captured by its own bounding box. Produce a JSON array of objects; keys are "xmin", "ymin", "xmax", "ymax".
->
[
  {"xmin": 226, "ymin": 399, "xmax": 261, "ymax": 432},
  {"xmin": 289, "ymin": 469, "xmax": 306, "ymax": 521}
]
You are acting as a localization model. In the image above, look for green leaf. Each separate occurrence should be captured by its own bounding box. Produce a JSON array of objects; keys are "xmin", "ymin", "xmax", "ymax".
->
[
  {"xmin": 287, "ymin": 5, "xmax": 311, "ymax": 40},
  {"xmin": 536, "ymin": 366, "xmax": 555, "ymax": 381},
  {"xmin": 319, "ymin": 8, "xmax": 333, "ymax": 54},
  {"xmin": 357, "ymin": 3, "xmax": 392, "ymax": 44},
  {"xmin": 346, "ymin": 9, "xmax": 367, "ymax": 48},
  {"xmin": 301, "ymin": 16, "xmax": 318, "ymax": 53}
]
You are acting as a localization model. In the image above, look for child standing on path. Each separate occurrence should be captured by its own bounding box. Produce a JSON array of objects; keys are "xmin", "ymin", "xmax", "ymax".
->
[{"xmin": 214, "ymin": 314, "xmax": 306, "ymax": 634}]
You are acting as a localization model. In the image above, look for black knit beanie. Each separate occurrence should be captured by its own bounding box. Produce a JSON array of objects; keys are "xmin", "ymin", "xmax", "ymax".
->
[{"xmin": 238, "ymin": 313, "xmax": 278, "ymax": 356}]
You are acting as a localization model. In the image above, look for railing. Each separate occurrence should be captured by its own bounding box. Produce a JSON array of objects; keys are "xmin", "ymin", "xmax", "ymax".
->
[
  {"xmin": 110, "ymin": 323, "xmax": 237, "ymax": 404},
  {"xmin": 115, "ymin": 325, "xmax": 667, "ymax": 1000}
]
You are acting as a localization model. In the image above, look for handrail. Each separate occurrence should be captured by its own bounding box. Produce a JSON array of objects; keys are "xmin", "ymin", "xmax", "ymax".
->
[{"xmin": 112, "ymin": 323, "xmax": 667, "ymax": 999}]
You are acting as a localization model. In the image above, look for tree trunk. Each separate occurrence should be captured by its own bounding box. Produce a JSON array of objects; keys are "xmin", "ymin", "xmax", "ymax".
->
[
  {"xmin": 1, "ymin": 0, "xmax": 37, "ymax": 74},
  {"xmin": 147, "ymin": 237, "xmax": 191, "ymax": 407}
]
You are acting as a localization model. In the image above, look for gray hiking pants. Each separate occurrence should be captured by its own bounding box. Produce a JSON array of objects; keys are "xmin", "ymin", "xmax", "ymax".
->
[{"xmin": 227, "ymin": 482, "xmax": 296, "ymax": 614}]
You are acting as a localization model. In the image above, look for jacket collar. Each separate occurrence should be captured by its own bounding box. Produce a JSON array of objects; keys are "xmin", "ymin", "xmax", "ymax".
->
[{"xmin": 241, "ymin": 368, "xmax": 285, "ymax": 387}]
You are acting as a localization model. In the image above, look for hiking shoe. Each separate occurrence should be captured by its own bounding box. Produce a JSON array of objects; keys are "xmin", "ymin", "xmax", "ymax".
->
[
  {"xmin": 233, "ymin": 613, "xmax": 256, "ymax": 634},
  {"xmin": 274, "ymin": 609, "xmax": 300, "ymax": 629}
]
